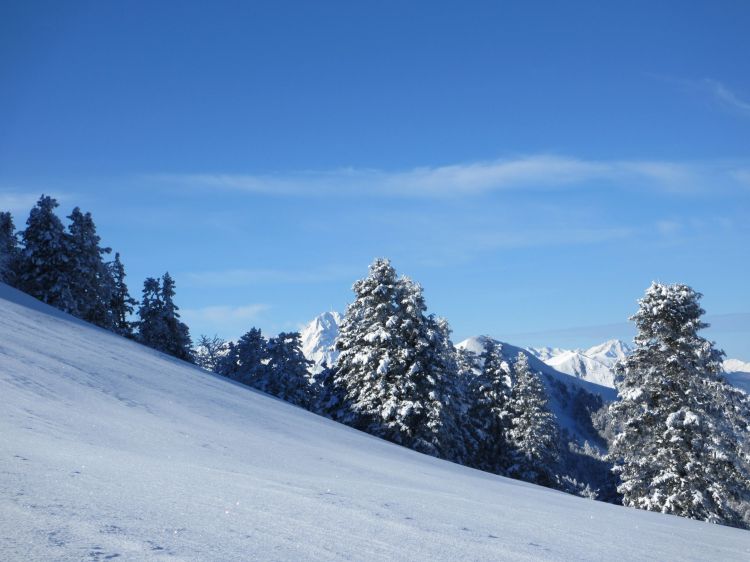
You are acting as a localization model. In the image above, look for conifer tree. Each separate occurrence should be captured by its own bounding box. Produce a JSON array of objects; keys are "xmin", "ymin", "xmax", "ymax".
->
[
  {"xmin": 467, "ymin": 339, "xmax": 513, "ymax": 472},
  {"xmin": 216, "ymin": 341, "xmax": 241, "ymax": 379},
  {"xmin": 137, "ymin": 277, "xmax": 164, "ymax": 348},
  {"xmin": 67, "ymin": 207, "xmax": 114, "ymax": 328},
  {"xmin": 310, "ymin": 361, "xmax": 346, "ymax": 417},
  {"xmin": 137, "ymin": 274, "xmax": 193, "ymax": 362},
  {"xmin": 507, "ymin": 351, "xmax": 560, "ymax": 487},
  {"xmin": 0, "ymin": 212, "xmax": 20, "ymax": 286},
  {"xmin": 18, "ymin": 195, "xmax": 75, "ymax": 312},
  {"xmin": 263, "ymin": 332, "xmax": 313, "ymax": 408},
  {"xmin": 108, "ymin": 253, "xmax": 137, "ymax": 337},
  {"xmin": 608, "ymin": 282, "xmax": 750, "ymax": 527},
  {"xmin": 234, "ymin": 328, "xmax": 268, "ymax": 386},
  {"xmin": 427, "ymin": 316, "xmax": 471, "ymax": 463},
  {"xmin": 333, "ymin": 258, "xmax": 462, "ymax": 458},
  {"xmin": 159, "ymin": 273, "xmax": 193, "ymax": 362}
]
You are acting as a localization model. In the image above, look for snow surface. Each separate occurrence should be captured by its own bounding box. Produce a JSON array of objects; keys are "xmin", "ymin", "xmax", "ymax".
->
[{"xmin": 2, "ymin": 284, "xmax": 750, "ymax": 560}]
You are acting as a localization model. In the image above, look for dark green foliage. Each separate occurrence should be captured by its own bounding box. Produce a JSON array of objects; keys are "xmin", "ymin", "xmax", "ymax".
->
[
  {"xmin": 108, "ymin": 253, "xmax": 137, "ymax": 337},
  {"xmin": 137, "ymin": 273, "xmax": 193, "ymax": 362},
  {"xmin": 17, "ymin": 195, "xmax": 75, "ymax": 312},
  {"xmin": 0, "ymin": 212, "xmax": 20, "ymax": 286}
]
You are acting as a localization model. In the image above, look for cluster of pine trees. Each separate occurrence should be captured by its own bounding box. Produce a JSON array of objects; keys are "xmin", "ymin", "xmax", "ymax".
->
[
  {"xmin": 196, "ymin": 258, "xmax": 564, "ymax": 490},
  {"xmin": 196, "ymin": 259, "xmax": 750, "ymax": 529},
  {"xmin": 0, "ymin": 195, "xmax": 193, "ymax": 361}
]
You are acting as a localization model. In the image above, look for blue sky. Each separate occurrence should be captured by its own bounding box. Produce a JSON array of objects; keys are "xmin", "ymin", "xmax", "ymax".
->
[{"xmin": 1, "ymin": 1, "xmax": 749, "ymax": 357}]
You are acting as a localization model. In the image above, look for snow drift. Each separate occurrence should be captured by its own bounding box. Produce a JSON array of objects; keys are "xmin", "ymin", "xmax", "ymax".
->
[{"xmin": 1, "ymin": 284, "xmax": 749, "ymax": 560}]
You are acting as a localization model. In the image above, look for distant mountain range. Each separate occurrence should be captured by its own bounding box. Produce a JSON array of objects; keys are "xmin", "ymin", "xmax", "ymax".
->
[{"xmin": 300, "ymin": 312, "xmax": 750, "ymax": 392}]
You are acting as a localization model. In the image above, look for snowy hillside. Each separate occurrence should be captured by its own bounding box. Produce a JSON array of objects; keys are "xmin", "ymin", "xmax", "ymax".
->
[
  {"xmin": 300, "ymin": 311, "xmax": 341, "ymax": 373},
  {"xmin": 3, "ymin": 285, "xmax": 750, "ymax": 560}
]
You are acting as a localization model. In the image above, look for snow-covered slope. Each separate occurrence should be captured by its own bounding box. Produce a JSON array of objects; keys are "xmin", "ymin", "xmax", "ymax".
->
[
  {"xmin": 300, "ymin": 311, "xmax": 342, "ymax": 373},
  {"xmin": 2, "ymin": 286, "xmax": 750, "ymax": 560}
]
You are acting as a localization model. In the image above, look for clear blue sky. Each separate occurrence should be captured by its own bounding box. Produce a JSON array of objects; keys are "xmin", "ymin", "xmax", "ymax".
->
[{"xmin": 1, "ymin": 1, "xmax": 749, "ymax": 357}]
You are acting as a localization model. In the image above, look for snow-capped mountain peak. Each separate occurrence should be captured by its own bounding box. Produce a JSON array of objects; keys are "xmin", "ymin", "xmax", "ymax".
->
[
  {"xmin": 583, "ymin": 339, "xmax": 632, "ymax": 366},
  {"xmin": 300, "ymin": 311, "xmax": 342, "ymax": 372}
]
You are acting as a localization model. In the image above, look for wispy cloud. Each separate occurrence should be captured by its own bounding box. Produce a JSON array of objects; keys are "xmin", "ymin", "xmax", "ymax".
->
[
  {"xmin": 183, "ymin": 265, "xmax": 359, "ymax": 288},
  {"xmin": 148, "ymin": 155, "xmax": 748, "ymax": 198},
  {"xmin": 470, "ymin": 225, "xmax": 636, "ymax": 251},
  {"xmin": 181, "ymin": 304, "xmax": 271, "ymax": 325},
  {"xmin": 703, "ymin": 79, "xmax": 750, "ymax": 116},
  {"xmin": 0, "ymin": 190, "xmax": 48, "ymax": 214}
]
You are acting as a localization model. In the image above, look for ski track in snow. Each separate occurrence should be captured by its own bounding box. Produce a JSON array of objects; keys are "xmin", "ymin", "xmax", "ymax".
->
[{"xmin": 1, "ymin": 284, "xmax": 750, "ymax": 560}]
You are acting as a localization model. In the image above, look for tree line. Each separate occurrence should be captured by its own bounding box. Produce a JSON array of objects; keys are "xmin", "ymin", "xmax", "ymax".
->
[
  {"xmin": 0, "ymin": 195, "xmax": 192, "ymax": 360},
  {"xmin": 2, "ymin": 196, "xmax": 749, "ymax": 529}
]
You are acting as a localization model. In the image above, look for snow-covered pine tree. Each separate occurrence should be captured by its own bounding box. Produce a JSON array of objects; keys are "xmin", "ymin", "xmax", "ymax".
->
[
  {"xmin": 108, "ymin": 252, "xmax": 137, "ymax": 337},
  {"xmin": 310, "ymin": 360, "xmax": 346, "ymax": 417},
  {"xmin": 608, "ymin": 282, "xmax": 750, "ymax": 528},
  {"xmin": 429, "ymin": 316, "xmax": 471, "ymax": 464},
  {"xmin": 233, "ymin": 328, "xmax": 268, "ymax": 386},
  {"xmin": 333, "ymin": 258, "xmax": 462, "ymax": 459},
  {"xmin": 507, "ymin": 351, "xmax": 560, "ymax": 487},
  {"xmin": 137, "ymin": 277, "xmax": 165, "ymax": 350},
  {"xmin": 263, "ymin": 332, "xmax": 313, "ymax": 408},
  {"xmin": 216, "ymin": 341, "xmax": 241, "ymax": 379},
  {"xmin": 18, "ymin": 195, "xmax": 75, "ymax": 312},
  {"xmin": 137, "ymin": 274, "xmax": 193, "ymax": 362},
  {"xmin": 67, "ymin": 207, "xmax": 114, "ymax": 329},
  {"xmin": 0, "ymin": 212, "xmax": 20, "ymax": 286},
  {"xmin": 159, "ymin": 272, "xmax": 193, "ymax": 362},
  {"xmin": 467, "ymin": 339, "xmax": 513, "ymax": 473}
]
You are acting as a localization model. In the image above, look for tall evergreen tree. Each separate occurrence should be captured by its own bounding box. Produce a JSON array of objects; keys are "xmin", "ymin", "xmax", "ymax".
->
[
  {"xmin": 429, "ymin": 316, "xmax": 472, "ymax": 464},
  {"xmin": 137, "ymin": 274, "xmax": 193, "ymax": 362},
  {"xmin": 507, "ymin": 352, "xmax": 560, "ymax": 487},
  {"xmin": 158, "ymin": 272, "xmax": 193, "ymax": 362},
  {"xmin": 18, "ymin": 195, "xmax": 75, "ymax": 312},
  {"xmin": 262, "ymin": 332, "xmax": 313, "ymax": 407},
  {"xmin": 216, "ymin": 341, "xmax": 241, "ymax": 379},
  {"xmin": 67, "ymin": 207, "xmax": 114, "ymax": 328},
  {"xmin": 0, "ymin": 212, "xmax": 20, "ymax": 286},
  {"xmin": 467, "ymin": 339, "xmax": 513, "ymax": 472},
  {"xmin": 608, "ymin": 282, "xmax": 750, "ymax": 527},
  {"xmin": 333, "ymin": 258, "xmax": 462, "ymax": 458},
  {"xmin": 137, "ymin": 277, "xmax": 164, "ymax": 348},
  {"xmin": 108, "ymin": 253, "xmax": 137, "ymax": 337},
  {"xmin": 310, "ymin": 360, "xmax": 346, "ymax": 417},
  {"xmin": 234, "ymin": 328, "xmax": 268, "ymax": 386}
]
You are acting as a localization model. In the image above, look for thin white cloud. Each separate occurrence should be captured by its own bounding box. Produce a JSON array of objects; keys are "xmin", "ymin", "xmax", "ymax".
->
[
  {"xmin": 703, "ymin": 79, "xmax": 750, "ymax": 115},
  {"xmin": 470, "ymin": 225, "xmax": 636, "ymax": 250},
  {"xmin": 0, "ymin": 191, "xmax": 47, "ymax": 214},
  {"xmin": 181, "ymin": 304, "xmax": 270, "ymax": 324},
  {"xmin": 180, "ymin": 303, "xmax": 272, "ymax": 339},
  {"xmin": 184, "ymin": 265, "xmax": 359, "ymax": 288},
  {"xmin": 149, "ymin": 155, "xmax": 748, "ymax": 198}
]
